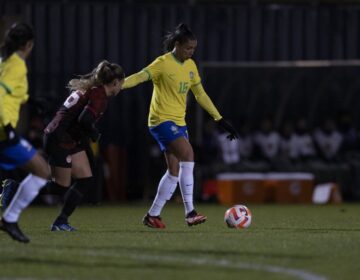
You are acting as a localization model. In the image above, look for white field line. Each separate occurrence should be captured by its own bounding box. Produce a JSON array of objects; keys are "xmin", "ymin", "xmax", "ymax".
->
[
  {"xmin": 86, "ymin": 250, "xmax": 328, "ymax": 280},
  {"xmin": 0, "ymin": 248, "xmax": 328, "ymax": 280}
]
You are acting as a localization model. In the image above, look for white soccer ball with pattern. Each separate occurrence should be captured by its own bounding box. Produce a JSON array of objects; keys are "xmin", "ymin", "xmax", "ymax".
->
[{"xmin": 224, "ymin": 205, "xmax": 252, "ymax": 229}]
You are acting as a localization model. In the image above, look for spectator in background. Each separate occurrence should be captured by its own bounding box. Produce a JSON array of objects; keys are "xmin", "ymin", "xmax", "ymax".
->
[
  {"xmin": 216, "ymin": 127, "xmax": 240, "ymax": 164},
  {"xmin": 253, "ymin": 116, "xmax": 280, "ymax": 162},
  {"xmin": 200, "ymin": 119, "xmax": 220, "ymax": 164},
  {"xmin": 313, "ymin": 118, "xmax": 343, "ymax": 161},
  {"xmin": 293, "ymin": 117, "xmax": 317, "ymax": 161},
  {"xmin": 0, "ymin": 22, "xmax": 50, "ymax": 243},
  {"xmin": 337, "ymin": 111, "xmax": 360, "ymax": 154},
  {"xmin": 279, "ymin": 120, "xmax": 298, "ymax": 162},
  {"xmin": 237, "ymin": 121, "xmax": 254, "ymax": 161}
]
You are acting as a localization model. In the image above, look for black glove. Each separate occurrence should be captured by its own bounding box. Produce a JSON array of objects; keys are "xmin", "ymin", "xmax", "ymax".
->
[
  {"xmin": 217, "ymin": 118, "xmax": 239, "ymax": 141},
  {"xmin": 4, "ymin": 124, "xmax": 19, "ymax": 143}
]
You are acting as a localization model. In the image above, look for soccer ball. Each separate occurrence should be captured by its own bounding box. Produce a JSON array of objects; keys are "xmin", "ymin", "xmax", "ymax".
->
[{"xmin": 224, "ymin": 205, "xmax": 252, "ymax": 229}]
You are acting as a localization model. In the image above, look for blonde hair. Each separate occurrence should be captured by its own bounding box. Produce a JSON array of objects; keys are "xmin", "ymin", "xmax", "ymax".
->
[{"xmin": 67, "ymin": 60, "xmax": 125, "ymax": 91}]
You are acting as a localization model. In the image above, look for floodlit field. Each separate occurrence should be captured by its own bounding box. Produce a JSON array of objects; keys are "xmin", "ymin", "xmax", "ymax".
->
[{"xmin": 0, "ymin": 203, "xmax": 359, "ymax": 280}]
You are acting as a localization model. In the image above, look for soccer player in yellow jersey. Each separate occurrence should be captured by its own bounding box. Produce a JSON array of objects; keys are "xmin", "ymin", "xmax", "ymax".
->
[
  {"xmin": 0, "ymin": 23, "xmax": 50, "ymax": 243},
  {"xmin": 122, "ymin": 23, "xmax": 238, "ymax": 228}
]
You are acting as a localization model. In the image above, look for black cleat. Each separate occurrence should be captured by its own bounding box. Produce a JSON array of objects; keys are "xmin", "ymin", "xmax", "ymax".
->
[{"xmin": 0, "ymin": 218, "xmax": 30, "ymax": 243}]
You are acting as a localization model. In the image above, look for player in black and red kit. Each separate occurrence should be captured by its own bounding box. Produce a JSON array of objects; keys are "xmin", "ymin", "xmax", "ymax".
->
[
  {"xmin": 44, "ymin": 60, "xmax": 124, "ymax": 231},
  {"xmin": 1, "ymin": 60, "xmax": 124, "ymax": 240}
]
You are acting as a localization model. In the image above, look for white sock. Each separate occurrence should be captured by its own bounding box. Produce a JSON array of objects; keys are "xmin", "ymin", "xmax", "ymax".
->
[
  {"xmin": 148, "ymin": 171, "xmax": 178, "ymax": 216},
  {"xmin": 3, "ymin": 174, "xmax": 47, "ymax": 223},
  {"xmin": 179, "ymin": 161, "xmax": 195, "ymax": 215}
]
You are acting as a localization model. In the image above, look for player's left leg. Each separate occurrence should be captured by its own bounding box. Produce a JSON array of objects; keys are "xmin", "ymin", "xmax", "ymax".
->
[
  {"xmin": 167, "ymin": 138, "xmax": 206, "ymax": 226},
  {"xmin": 1, "ymin": 151, "xmax": 50, "ymax": 243},
  {"xmin": 51, "ymin": 150, "xmax": 92, "ymax": 231}
]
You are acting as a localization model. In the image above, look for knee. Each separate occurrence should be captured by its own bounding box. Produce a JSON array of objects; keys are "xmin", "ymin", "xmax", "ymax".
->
[
  {"xmin": 33, "ymin": 163, "xmax": 51, "ymax": 180},
  {"xmin": 179, "ymin": 149, "xmax": 194, "ymax": 162},
  {"xmin": 74, "ymin": 164, "xmax": 93, "ymax": 178},
  {"xmin": 53, "ymin": 177, "xmax": 71, "ymax": 187},
  {"xmin": 168, "ymin": 168, "xmax": 179, "ymax": 177},
  {"xmin": 53, "ymin": 178, "xmax": 70, "ymax": 187},
  {"xmin": 40, "ymin": 169, "xmax": 51, "ymax": 180}
]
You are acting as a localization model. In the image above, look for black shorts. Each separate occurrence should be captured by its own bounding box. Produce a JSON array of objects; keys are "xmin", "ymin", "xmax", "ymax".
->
[{"xmin": 43, "ymin": 134, "xmax": 87, "ymax": 168}]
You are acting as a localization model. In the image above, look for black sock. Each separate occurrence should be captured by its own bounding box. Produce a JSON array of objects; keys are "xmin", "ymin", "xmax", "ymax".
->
[
  {"xmin": 39, "ymin": 181, "xmax": 69, "ymax": 196},
  {"xmin": 54, "ymin": 177, "xmax": 92, "ymax": 224}
]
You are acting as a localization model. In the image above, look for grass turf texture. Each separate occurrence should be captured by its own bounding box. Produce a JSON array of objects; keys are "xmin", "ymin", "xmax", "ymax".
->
[{"xmin": 0, "ymin": 203, "xmax": 359, "ymax": 280}]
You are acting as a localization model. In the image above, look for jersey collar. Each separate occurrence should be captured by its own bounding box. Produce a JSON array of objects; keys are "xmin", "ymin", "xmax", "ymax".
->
[{"xmin": 170, "ymin": 52, "xmax": 184, "ymax": 65}]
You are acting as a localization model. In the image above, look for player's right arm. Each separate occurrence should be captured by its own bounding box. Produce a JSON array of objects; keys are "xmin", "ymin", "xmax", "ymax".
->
[
  {"xmin": 122, "ymin": 56, "xmax": 164, "ymax": 90},
  {"xmin": 121, "ymin": 70, "xmax": 150, "ymax": 89}
]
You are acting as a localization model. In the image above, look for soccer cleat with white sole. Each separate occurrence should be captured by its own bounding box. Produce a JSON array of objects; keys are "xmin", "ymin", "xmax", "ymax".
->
[
  {"xmin": 185, "ymin": 210, "xmax": 207, "ymax": 226},
  {"xmin": 51, "ymin": 222, "xmax": 76, "ymax": 232}
]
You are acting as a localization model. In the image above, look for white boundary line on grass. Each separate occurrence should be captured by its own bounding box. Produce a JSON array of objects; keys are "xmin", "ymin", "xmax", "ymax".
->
[
  {"xmin": 87, "ymin": 250, "xmax": 328, "ymax": 280},
  {"xmin": 0, "ymin": 249, "xmax": 328, "ymax": 280}
]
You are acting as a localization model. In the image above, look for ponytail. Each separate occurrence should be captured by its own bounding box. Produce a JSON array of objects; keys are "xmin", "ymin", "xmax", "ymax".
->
[
  {"xmin": 163, "ymin": 23, "xmax": 196, "ymax": 53},
  {"xmin": 0, "ymin": 22, "xmax": 34, "ymax": 61},
  {"xmin": 67, "ymin": 60, "xmax": 125, "ymax": 91}
]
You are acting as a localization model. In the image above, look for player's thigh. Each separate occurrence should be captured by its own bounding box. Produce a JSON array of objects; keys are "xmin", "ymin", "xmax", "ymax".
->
[
  {"xmin": 167, "ymin": 137, "xmax": 194, "ymax": 162},
  {"xmin": 22, "ymin": 152, "xmax": 50, "ymax": 179},
  {"xmin": 71, "ymin": 150, "xmax": 92, "ymax": 179}
]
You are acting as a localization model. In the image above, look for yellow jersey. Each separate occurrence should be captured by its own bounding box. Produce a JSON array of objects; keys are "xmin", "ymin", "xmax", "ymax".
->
[
  {"xmin": 0, "ymin": 52, "xmax": 29, "ymax": 131},
  {"xmin": 123, "ymin": 52, "xmax": 222, "ymax": 126}
]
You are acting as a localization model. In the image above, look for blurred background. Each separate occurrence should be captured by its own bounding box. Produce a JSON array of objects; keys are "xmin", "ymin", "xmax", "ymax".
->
[{"xmin": 1, "ymin": 0, "xmax": 360, "ymax": 204}]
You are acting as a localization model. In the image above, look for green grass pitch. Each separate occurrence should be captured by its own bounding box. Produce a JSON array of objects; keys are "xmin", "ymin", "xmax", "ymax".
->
[{"xmin": 0, "ymin": 203, "xmax": 359, "ymax": 280}]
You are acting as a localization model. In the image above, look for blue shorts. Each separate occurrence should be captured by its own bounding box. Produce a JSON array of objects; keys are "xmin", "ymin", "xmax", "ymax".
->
[
  {"xmin": 0, "ymin": 138, "xmax": 37, "ymax": 170},
  {"xmin": 149, "ymin": 121, "xmax": 188, "ymax": 151}
]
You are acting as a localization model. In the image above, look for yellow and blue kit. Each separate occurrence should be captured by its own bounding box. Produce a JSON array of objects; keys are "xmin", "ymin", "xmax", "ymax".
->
[
  {"xmin": 123, "ymin": 52, "xmax": 222, "ymax": 127},
  {"xmin": 0, "ymin": 53, "xmax": 29, "ymax": 131},
  {"xmin": 0, "ymin": 53, "xmax": 36, "ymax": 169}
]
